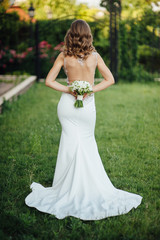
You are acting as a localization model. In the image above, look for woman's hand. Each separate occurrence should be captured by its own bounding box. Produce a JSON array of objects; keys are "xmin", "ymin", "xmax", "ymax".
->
[
  {"xmin": 69, "ymin": 90, "xmax": 77, "ymax": 99},
  {"xmin": 69, "ymin": 91, "xmax": 88, "ymax": 99},
  {"xmin": 83, "ymin": 93, "xmax": 88, "ymax": 99}
]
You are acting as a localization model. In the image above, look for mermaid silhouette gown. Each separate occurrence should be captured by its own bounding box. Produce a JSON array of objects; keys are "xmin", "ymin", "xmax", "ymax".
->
[{"xmin": 25, "ymin": 52, "xmax": 142, "ymax": 220}]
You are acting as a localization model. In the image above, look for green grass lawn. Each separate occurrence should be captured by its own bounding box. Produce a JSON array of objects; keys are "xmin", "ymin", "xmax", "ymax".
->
[{"xmin": 0, "ymin": 81, "xmax": 159, "ymax": 240}]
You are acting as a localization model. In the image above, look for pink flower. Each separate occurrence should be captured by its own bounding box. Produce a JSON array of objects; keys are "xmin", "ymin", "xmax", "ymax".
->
[
  {"xmin": 10, "ymin": 49, "xmax": 16, "ymax": 57},
  {"xmin": 0, "ymin": 54, "xmax": 2, "ymax": 59},
  {"xmin": 1, "ymin": 50, "xmax": 5, "ymax": 56},
  {"xmin": 16, "ymin": 52, "xmax": 27, "ymax": 59},
  {"xmin": 27, "ymin": 47, "xmax": 33, "ymax": 52},
  {"xmin": 39, "ymin": 41, "xmax": 48, "ymax": 48},
  {"xmin": 47, "ymin": 44, "xmax": 52, "ymax": 49},
  {"xmin": 9, "ymin": 58, "xmax": 14, "ymax": 63},
  {"xmin": 3, "ymin": 64, "xmax": 6, "ymax": 68},
  {"xmin": 40, "ymin": 53, "xmax": 48, "ymax": 58},
  {"xmin": 54, "ymin": 42, "xmax": 64, "ymax": 51},
  {"xmin": 21, "ymin": 52, "xmax": 28, "ymax": 58},
  {"xmin": 40, "ymin": 48, "xmax": 46, "ymax": 53}
]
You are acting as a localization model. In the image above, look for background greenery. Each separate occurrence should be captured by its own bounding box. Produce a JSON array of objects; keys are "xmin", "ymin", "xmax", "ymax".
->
[
  {"xmin": 0, "ymin": 0, "xmax": 160, "ymax": 80},
  {"xmin": 0, "ymin": 81, "xmax": 159, "ymax": 240}
]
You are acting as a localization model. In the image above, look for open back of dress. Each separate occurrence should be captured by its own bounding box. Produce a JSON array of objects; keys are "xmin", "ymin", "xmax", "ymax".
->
[{"xmin": 63, "ymin": 51, "xmax": 98, "ymax": 86}]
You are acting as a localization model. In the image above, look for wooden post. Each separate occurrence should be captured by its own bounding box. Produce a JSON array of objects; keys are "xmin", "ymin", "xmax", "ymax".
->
[
  {"xmin": 35, "ymin": 20, "xmax": 40, "ymax": 82},
  {"xmin": 100, "ymin": 0, "xmax": 121, "ymax": 83}
]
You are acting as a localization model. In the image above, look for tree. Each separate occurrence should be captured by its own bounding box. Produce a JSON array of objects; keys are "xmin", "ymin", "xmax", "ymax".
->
[
  {"xmin": 19, "ymin": 0, "xmax": 100, "ymax": 21},
  {"xmin": 0, "ymin": 0, "xmax": 9, "ymax": 13}
]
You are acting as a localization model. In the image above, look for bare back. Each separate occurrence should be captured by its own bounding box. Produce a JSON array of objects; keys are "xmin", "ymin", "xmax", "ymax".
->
[{"xmin": 63, "ymin": 52, "xmax": 98, "ymax": 86}]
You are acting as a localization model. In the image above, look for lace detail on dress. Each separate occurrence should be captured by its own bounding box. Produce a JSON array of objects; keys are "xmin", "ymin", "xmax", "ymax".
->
[
  {"xmin": 77, "ymin": 57, "xmax": 84, "ymax": 66},
  {"xmin": 77, "ymin": 52, "xmax": 97, "ymax": 66}
]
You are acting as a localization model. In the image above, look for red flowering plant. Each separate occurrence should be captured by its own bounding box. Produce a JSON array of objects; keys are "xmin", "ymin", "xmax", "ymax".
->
[
  {"xmin": 39, "ymin": 41, "xmax": 64, "ymax": 63},
  {"xmin": 0, "ymin": 40, "xmax": 64, "ymax": 76},
  {"xmin": 0, "ymin": 44, "xmax": 18, "ymax": 72},
  {"xmin": 39, "ymin": 41, "xmax": 52, "ymax": 61},
  {"xmin": 37, "ymin": 41, "xmax": 64, "ymax": 77},
  {"xmin": 0, "ymin": 39, "xmax": 34, "ymax": 74}
]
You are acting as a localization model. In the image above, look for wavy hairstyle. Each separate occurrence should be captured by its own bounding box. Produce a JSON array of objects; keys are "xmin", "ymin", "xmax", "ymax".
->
[{"xmin": 63, "ymin": 19, "xmax": 96, "ymax": 60}]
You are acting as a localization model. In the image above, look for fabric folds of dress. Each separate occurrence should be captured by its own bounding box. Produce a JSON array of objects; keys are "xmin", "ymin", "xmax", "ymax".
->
[{"xmin": 25, "ymin": 92, "xmax": 142, "ymax": 220}]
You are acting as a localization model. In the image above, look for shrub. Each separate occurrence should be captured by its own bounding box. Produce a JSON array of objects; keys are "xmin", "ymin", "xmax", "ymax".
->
[
  {"xmin": 138, "ymin": 44, "xmax": 160, "ymax": 73},
  {"xmin": 0, "ymin": 41, "xmax": 64, "ymax": 77},
  {"xmin": 119, "ymin": 64, "xmax": 157, "ymax": 83}
]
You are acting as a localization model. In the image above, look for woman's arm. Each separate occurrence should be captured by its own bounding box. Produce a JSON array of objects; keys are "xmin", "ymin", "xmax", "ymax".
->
[
  {"xmin": 45, "ymin": 52, "xmax": 70, "ymax": 93},
  {"xmin": 92, "ymin": 53, "xmax": 115, "ymax": 93}
]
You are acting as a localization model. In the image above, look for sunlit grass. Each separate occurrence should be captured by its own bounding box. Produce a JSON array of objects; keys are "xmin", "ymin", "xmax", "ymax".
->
[{"xmin": 0, "ymin": 81, "xmax": 159, "ymax": 240}]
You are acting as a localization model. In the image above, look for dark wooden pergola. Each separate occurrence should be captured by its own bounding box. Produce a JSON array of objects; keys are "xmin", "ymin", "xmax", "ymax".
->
[{"xmin": 100, "ymin": 0, "xmax": 121, "ymax": 83}]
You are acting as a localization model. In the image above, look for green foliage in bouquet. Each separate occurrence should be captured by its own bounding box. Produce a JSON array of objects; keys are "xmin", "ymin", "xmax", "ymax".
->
[{"xmin": 74, "ymin": 99, "xmax": 83, "ymax": 108}]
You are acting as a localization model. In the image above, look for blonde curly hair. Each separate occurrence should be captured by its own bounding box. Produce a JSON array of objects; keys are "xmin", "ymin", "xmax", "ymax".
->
[{"xmin": 63, "ymin": 19, "xmax": 96, "ymax": 60}]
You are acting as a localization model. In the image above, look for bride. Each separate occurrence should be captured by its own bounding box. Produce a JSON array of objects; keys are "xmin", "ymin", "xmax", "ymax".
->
[{"xmin": 25, "ymin": 19, "xmax": 142, "ymax": 220}]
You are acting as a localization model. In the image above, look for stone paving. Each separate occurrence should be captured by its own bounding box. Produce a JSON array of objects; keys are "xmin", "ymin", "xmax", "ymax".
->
[
  {"xmin": 0, "ymin": 82, "xmax": 15, "ymax": 96},
  {"xmin": 0, "ymin": 75, "xmax": 29, "ymax": 97}
]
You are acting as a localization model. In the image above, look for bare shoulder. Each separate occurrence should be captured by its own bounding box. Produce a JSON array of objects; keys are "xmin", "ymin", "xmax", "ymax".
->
[
  {"xmin": 57, "ymin": 51, "xmax": 64, "ymax": 60},
  {"xmin": 96, "ymin": 52, "xmax": 102, "ymax": 60},
  {"xmin": 53, "ymin": 52, "xmax": 64, "ymax": 67},
  {"xmin": 96, "ymin": 52, "xmax": 106, "ymax": 65}
]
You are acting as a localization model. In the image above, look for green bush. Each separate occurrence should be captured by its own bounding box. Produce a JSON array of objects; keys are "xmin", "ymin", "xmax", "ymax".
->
[
  {"xmin": 119, "ymin": 64, "xmax": 157, "ymax": 83},
  {"xmin": 0, "ymin": 11, "xmax": 30, "ymax": 50},
  {"xmin": 0, "ymin": 41, "xmax": 63, "ymax": 77},
  {"xmin": 138, "ymin": 44, "xmax": 160, "ymax": 73}
]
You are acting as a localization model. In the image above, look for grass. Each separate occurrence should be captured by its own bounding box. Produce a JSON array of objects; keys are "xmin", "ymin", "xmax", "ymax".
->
[{"xmin": 0, "ymin": 80, "xmax": 160, "ymax": 240}]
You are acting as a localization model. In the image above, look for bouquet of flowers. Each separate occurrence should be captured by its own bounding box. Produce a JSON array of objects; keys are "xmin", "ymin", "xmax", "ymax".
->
[{"xmin": 69, "ymin": 80, "xmax": 93, "ymax": 108}]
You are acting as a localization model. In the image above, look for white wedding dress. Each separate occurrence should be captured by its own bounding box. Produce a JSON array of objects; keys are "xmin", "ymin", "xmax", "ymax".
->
[{"xmin": 25, "ymin": 52, "xmax": 142, "ymax": 220}]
